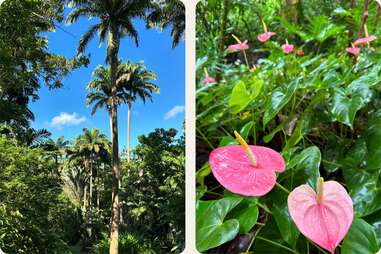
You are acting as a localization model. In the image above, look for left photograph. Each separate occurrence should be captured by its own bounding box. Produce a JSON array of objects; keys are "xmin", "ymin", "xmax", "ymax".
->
[{"xmin": 0, "ymin": 1, "xmax": 185, "ymax": 254}]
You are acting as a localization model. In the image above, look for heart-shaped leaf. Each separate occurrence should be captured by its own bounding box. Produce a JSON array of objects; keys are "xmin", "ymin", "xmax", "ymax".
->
[
  {"xmin": 341, "ymin": 218, "xmax": 379, "ymax": 254},
  {"xmin": 196, "ymin": 197, "xmax": 242, "ymax": 252},
  {"xmin": 288, "ymin": 146, "xmax": 321, "ymax": 190}
]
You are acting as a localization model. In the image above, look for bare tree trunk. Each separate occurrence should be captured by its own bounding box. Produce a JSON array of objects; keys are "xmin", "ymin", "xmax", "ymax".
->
[
  {"xmin": 109, "ymin": 31, "xmax": 121, "ymax": 254},
  {"xmin": 216, "ymin": 0, "xmax": 229, "ymax": 83},
  {"xmin": 359, "ymin": 0, "xmax": 369, "ymax": 37},
  {"xmin": 127, "ymin": 103, "xmax": 131, "ymax": 163}
]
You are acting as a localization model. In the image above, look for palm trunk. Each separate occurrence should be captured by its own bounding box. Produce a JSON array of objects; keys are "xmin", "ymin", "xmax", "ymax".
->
[
  {"xmin": 109, "ymin": 32, "xmax": 121, "ymax": 254},
  {"xmin": 89, "ymin": 155, "xmax": 93, "ymax": 220},
  {"xmin": 127, "ymin": 103, "xmax": 131, "ymax": 164},
  {"xmin": 96, "ymin": 164, "xmax": 100, "ymax": 211}
]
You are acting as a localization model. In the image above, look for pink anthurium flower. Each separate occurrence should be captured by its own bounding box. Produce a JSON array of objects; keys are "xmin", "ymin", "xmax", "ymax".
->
[
  {"xmin": 354, "ymin": 35, "xmax": 376, "ymax": 46},
  {"xmin": 209, "ymin": 131, "xmax": 285, "ymax": 196},
  {"xmin": 202, "ymin": 68, "xmax": 216, "ymax": 84},
  {"xmin": 346, "ymin": 47, "xmax": 361, "ymax": 55},
  {"xmin": 346, "ymin": 43, "xmax": 361, "ymax": 55},
  {"xmin": 282, "ymin": 40, "xmax": 294, "ymax": 54},
  {"xmin": 288, "ymin": 178, "xmax": 354, "ymax": 254},
  {"xmin": 257, "ymin": 32, "xmax": 276, "ymax": 42},
  {"xmin": 227, "ymin": 40, "xmax": 249, "ymax": 51},
  {"xmin": 202, "ymin": 76, "xmax": 216, "ymax": 84}
]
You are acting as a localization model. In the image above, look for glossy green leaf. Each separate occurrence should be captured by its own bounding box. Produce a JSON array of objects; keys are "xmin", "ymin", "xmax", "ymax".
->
[
  {"xmin": 196, "ymin": 185, "xmax": 207, "ymax": 200},
  {"xmin": 288, "ymin": 146, "xmax": 321, "ymax": 190},
  {"xmin": 196, "ymin": 163, "xmax": 211, "ymax": 186},
  {"xmin": 240, "ymin": 121, "xmax": 253, "ymax": 140},
  {"xmin": 273, "ymin": 203, "xmax": 299, "ymax": 248},
  {"xmin": 229, "ymin": 81, "xmax": 251, "ymax": 114},
  {"xmin": 342, "ymin": 218, "xmax": 379, "ymax": 254},
  {"xmin": 330, "ymin": 83, "xmax": 372, "ymax": 128},
  {"xmin": 229, "ymin": 77, "xmax": 263, "ymax": 115},
  {"xmin": 219, "ymin": 136, "xmax": 238, "ymax": 146},
  {"xmin": 344, "ymin": 169, "xmax": 381, "ymax": 217},
  {"xmin": 263, "ymin": 79, "xmax": 298, "ymax": 127},
  {"xmin": 224, "ymin": 191, "xmax": 258, "ymax": 234},
  {"xmin": 196, "ymin": 197, "xmax": 243, "ymax": 252}
]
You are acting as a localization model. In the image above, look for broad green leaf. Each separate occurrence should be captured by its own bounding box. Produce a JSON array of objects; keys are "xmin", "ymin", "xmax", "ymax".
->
[
  {"xmin": 196, "ymin": 163, "xmax": 211, "ymax": 186},
  {"xmin": 288, "ymin": 146, "xmax": 321, "ymax": 190},
  {"xmin": 330, "ymin": 83, "xmax": 372, "ymax": 128},
  {"xmin": 240, "ymin": 121, "xmax": 253, "ymax": 140},
  {"xmin": 229, "ymin": 78, "xmax": 263, "ymax": 114},
  {"xmin": 273, "ymin": 203, "xmax": 299, "ymax": 248},
  {"xmin": 344, "ymin": 168, "xmax": 381, "ymax": 217},
  {"xmin": 219, "ymin": 136, "xmax": 238, "ymax": 146},
  {"xmin": 196, "ymin": 197, "xmax": 243, "ymax": 252},
  {"xmin": 263, "ymin": 79, "xmax": 299, "ymax": 127},
  {"xmin": 224, "ymin": 191, "xmax": 259, "ymax": 234},
  {"xmin": 366, "ymin": 212, "xmax": 381, "ymax": 246},
  {"xmin": 342, "ymin": 218, "xmax": 379, "ymax": 254},
  {"xmin": 229, "ymin": 81, "xmax": 251, "ymax": 114},
  {"xmin": 196, "ymin": 185, "xmax": 207, "ymax": 200}
]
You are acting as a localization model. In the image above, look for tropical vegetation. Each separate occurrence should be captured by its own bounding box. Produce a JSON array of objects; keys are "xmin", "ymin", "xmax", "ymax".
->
[
  {"xmin": 0, "ymin": 0, "xmax": 184, "ymax": 253},
  {"xmin": 196, "ymin": 0, "xmax": 381, "ymax": 253}
]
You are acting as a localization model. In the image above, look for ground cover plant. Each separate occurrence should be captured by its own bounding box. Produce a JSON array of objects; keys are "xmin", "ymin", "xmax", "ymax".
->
[{"xmin": 196, "ymin": 0, "xmax": 381, "ymax": 253}]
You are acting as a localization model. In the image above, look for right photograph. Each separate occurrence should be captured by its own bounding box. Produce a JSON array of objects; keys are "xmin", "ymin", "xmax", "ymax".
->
[{"xmin": 195, "ymin": 1, "xmax": 381, "ymax": 253}]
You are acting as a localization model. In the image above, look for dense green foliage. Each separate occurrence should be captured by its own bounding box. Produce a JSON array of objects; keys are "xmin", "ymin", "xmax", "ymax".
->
[
  {"xmin": 0, "ymin": 127, "xmax": 184, "ymax": 253},
  {"xmin": 196, "ymin": 0, "xmax": 381, "ymax": 253},
  {"xmin": 0, "ymin": 0, "xmax": 184, "ymax": 253}
]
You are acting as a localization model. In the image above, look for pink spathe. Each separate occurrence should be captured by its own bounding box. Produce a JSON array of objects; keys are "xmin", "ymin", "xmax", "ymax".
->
[
  {"xmin": 346, "ymin": 47, "xmax": 361, "ymax": 55},
  {"xmin": 209, "ymin": 145, "xmax": 285, "ymax": 196},
  {"xmin": 257, "ymin": 32, "xmax": 276, "ymax": 42},
  {"xmin": 282, "ymin": 43, "xmax": 294, "ymax": 53},
  {"xmin": 288, "ymin": 181, "xmax": 353, "ymax": 254},
  {"xmin": 227, "ymin": 40, "xmax": 249, "ymax": 51},
  {"xmin": 354, "ymin": 35, "xmax": 376, "ymax": 46},
  {"xmin": 202, "ymin": 76, "xmax": 216, "ymax": 84}
]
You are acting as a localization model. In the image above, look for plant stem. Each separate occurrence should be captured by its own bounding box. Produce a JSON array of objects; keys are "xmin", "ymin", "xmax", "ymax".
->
[
  {"xmin": 322, "ymin": 159, "xmax": 342, "ymax": 167},
  {"xmin": 196, "ymin": 127, "xmax": 215, "ymax": 149},
  {"xmin": 256, "ymin": 236, "xmax": 299, "ymax": 254},
  {"xmin": 245, "ymin": 220, "xmax": 265, "ymax": 252},
  {"xmin": 243, "ymin": 50, "xmax": 250, "ymax": 68},
  {"xmin": 257, "ymin": 202, "xmax": 272, "ymax": 214},
  {"xmin": 206, "ymin": 191, "xmax": 224, "ymax": 197},
  {"xmin": 275, "ymin": 182, "xmax": 290, "ymax": 193}
]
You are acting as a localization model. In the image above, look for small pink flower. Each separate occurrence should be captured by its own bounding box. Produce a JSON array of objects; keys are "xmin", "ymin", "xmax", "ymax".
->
[
  {"xmin": 346, "ymin": 47, "xmax": 361, "ymax": 55},
  {"xmin": 354, "ymin": 35, "xmax": 376, "ymax": 46},
  {"xmin": 257, "ymin": 32, "xmax": 276, "ymax": 42},
  {"xmin": 282, "ymin": 43, "xmax": 294, "ymax": 54},
  {"xmin": 227, "ymin": 40, "xmax": 249, "ymax": 51},
  {"xmin": 209, "ymin": 131, "xmax": 285, "ymax": 196},
  {"xmin": 202, "ymin": 76, "xmax": 216, "ymax": 84},
  {"xmin": 295, "ymin": 49, "xmax": 304, "ymax": 56},
  {"xmin": 288, "ymin": 178, "xmax": 353, "ymax": 254}
]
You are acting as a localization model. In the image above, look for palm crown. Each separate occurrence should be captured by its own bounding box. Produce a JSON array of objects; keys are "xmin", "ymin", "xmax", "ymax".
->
[
  {"xmin": 67, "ymin": 0, "xmax": 153, "ymax": 62},
  {"xmin": 86, "ymin": 61, "xmax": 158, "ymax": 115}
]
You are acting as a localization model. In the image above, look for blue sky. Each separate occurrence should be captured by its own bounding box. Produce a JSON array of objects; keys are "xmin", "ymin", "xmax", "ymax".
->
[{"xmin": 30, "ymin": 10, "xmax": 185, "ymax": 151}]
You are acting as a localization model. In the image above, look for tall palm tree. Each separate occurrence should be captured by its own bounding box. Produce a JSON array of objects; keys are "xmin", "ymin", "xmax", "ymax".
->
[
  {"xmin": 72, "ymin": 128, "xmax": 110, "ymax": 219},
  {"xmin": 147, "ymin": 0, "xmax": 185, "ymax": 48},
  {"xmin": 119, "ymin": 62, "xmax": 158, "ymax": 163},
  {"xmin": 86, "ymin": 62, "xmax": 158, "ymax": 162},
  {"xmin": 67, "ymin": 2, "xmax": 152, "ymax": 251}
]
